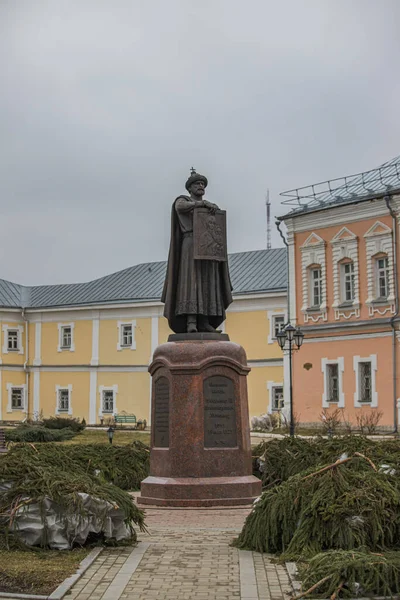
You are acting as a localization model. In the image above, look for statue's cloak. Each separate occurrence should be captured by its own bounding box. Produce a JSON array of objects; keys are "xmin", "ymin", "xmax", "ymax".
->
[{"xmin": 161, "ymin": 196, "xmax": 232, "ymax": 333}]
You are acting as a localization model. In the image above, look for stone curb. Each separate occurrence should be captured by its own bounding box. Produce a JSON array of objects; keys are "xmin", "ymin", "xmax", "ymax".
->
[
  {"xmin": 0, "ymin": 547, "xmax": 103, "ymax": 600},
  {"xmin": 285, "ymin": 561, "xmax": 400, "ymax": 600}
]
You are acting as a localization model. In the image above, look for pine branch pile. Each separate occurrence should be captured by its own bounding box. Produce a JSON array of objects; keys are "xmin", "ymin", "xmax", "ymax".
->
[
  {"xmin": 5, "ymin": 426, "xmax": 77, "ymax": 443},
  {"xmin": 0, "ymin": 443, "xmax": 147, "ymax": 549},
  {"xmin": 298, "ymin": 550, "xmax": 400, "ymax": 598},
  {"xmin": 236, "ymin": 454, "xmax": 400, "ymax": 559},
  {"xmin": 253, "ymin": 436, "xmax": 400, "ymax": 489}
]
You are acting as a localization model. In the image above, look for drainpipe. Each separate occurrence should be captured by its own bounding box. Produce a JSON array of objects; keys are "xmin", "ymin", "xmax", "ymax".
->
[
  {"xmin": 21, "ymin": 308, "xmax": 29, "ymax": 420},
  {"xmin": 385, "ymin": 195, "xmax": 399, "ymax": 434}
]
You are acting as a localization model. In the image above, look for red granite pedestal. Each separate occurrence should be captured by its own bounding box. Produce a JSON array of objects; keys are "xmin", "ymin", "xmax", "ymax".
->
[{"xmin": 138, "ymin": 333, "xmax": 261, "ymax": 507}]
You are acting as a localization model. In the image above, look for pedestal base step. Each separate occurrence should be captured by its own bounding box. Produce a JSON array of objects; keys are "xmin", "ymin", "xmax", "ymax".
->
[{"xmin": 138, "ymin": 475, "xmax": 261, "ymax": 507}]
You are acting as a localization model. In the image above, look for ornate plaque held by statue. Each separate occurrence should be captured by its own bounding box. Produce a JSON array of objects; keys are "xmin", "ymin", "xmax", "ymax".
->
[{"xmin": 193, "ymin": 208, "xmax": 227, "ymax": 262}]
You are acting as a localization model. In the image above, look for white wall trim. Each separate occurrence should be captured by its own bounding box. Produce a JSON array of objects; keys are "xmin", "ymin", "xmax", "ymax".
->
[
  {"xmin": 304, "ymin": 331, "xmax": 392, "ymax": 343},
  {"xmin": 6, "ymin": 383, "xmax": 27, "ymax": 413},
  {"xmin": 117, "ymin": 320, "xmax": 137, "ymax": 351},
  {"xmin": 353, "ymin": 354, "xmax": 378, "ymax": 408},
  {"xmin": 33, "ymin": 322, "xmax": 42, "ymax": 366},
  {"xmin": 330, "ymin": 227, "xmax": 360, "ymax": 319},
  {"xmin": 363, "ymin": 221, "xmax": 395, "ymax": 312},
  {"xmin": 300, "ymin": 233, "xmax": 327, "ymax": 323},
  {"xmin": 99, "ymin": 384, "xmax": 118, "ymax": 417},
  {"xmin": 55, "ymin": 383, "xmax": 73, "ymax": 415},
  {"xmin": 2, "ymin": 324, "xmax": 24, "ymax": 355},
  {"xmin": 288, "ymin": 201, "xmax": 391, "ymax": 233},
  {"xmin": 33, "ymin": 370, "xmax": 40, "ymax": 419},
  {"xmin": 91, "ymin": 316, "xmax": 100, "ymax": 366},
  {"xmin": 267, "ymin": 380, "xmax": 284, "ymax": 414},
  {"xmin": 89, "ymin": 370, "xmax": 97, "ymax": 424},
  {"xmin": 57, "ymin": 322, "xmax": 75, "ymax": 353},
  {"xmin": 248, "ymin": 359, "xmax": 283, "ymax": 368},
  {"xmin": 321, "ymin": 357, "xmax": 345, "ymax": 408}
]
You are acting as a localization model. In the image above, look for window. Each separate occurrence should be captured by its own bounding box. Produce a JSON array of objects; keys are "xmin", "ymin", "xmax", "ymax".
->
[
  {"xmin": 57, "ymin": 323, "xmax": 75, "ymax": 352},
  {"xmin": 58, "ymin": 389, "xmax": 70, "ymax": 412},
  {"xmin": 327, "ymin": 364, "xmax": 339, "ymax": 402},
  {"xmin": 272, "ymin": 315, "xmax": 285, "ymax": 340},
  {"xmin": 102, "ymin": 390, "xmax": 114, "ymax": 413},
  {"xmin": 61, "ymin": 326, "xmax": 72, "ymax": 349},
  {"xmin": 322, "ymin": 358, "xmax": 344, "ymax": 408},
  {"xmin": 341, "ymin": 262, "xmax": 355, "ymax": 303},
  {"xmin": 358, "ymin": 362, "xmax": 372, "ymax": 403},
  {"xmin": 117, "ymin": 321, "xmax": 136, "ymax": 351},
  {"xmin": 354, "ymin": 355, "xmax": 377, "ymax": 407},
  {"xmin": 7, "ymin": 330, "xmax": 19, "ymax": 352},
  {"xmin": 376, "ymin": 256, "xmax": 389, "ymax": 300},
  {"xmin": 11, "ymin": 387, "xmax": 23, "ymax": 409},
  {"xmin": 121, "ymin": 324, "xmax": 133, "ymax": 347},
  {"xmin": 272, "ymin": 387, "xmax": 284, "ymax": 411},
  {"xmin": 310, "ymin": 267, "xmax": 322, "ymax": 307}
]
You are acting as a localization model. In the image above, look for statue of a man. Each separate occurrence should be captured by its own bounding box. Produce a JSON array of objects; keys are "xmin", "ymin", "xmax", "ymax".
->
[{"xmin": 162, "ymin": 170, "xmax": 233, "ymax": 334}]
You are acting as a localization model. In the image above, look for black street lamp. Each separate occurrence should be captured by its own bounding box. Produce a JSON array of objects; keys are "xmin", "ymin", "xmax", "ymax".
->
[
  {"xmin": 107, "ymin": 426, "xmax": 114, "ymax": 445},
  {"xmin": 277, "ymin": 324, "xmax": 305, "ymax": 437}
]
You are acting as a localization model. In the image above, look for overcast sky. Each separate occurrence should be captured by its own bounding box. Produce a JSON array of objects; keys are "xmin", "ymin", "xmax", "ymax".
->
[{"xmin": 1, "ymin": 0, "xmax": 399, "ymax": 285}]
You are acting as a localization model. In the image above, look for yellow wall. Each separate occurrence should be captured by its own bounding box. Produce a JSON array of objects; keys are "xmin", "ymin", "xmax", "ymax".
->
[
  {"xmin": 226, "ymin": 310, "xmax": 281, "ymax": 360},
  {"xmin": 38, "ymin": 371, "xmax": 90, "ymax": 421},
  {"xmin": 247, "ymin": 365, "xmax": 283, "ymax": 418},
  {"xmin": 41, "ymin": 321, "xmax": 92, "ymax": 365},
  {"xmin": 99, "ymin": 318, "xmax": 151, "ymax": 365},
  {"xmin": 97, "ymin": 371, "xmax": 150, "ymax": 421},
  {"xmin": 158, "ymin": 318, "xmax": 172, "ymax": 346},
  {"xmin": 28, "ymin": 323, "xmax": 35, "ymax": 366}
]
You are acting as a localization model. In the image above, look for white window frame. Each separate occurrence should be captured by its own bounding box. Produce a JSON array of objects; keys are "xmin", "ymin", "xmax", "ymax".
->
[
  {"xmin": 57, "ymin": 323, "xmax": 75, "ymax": 352},
  {"xmin": 330, "ymin": 227, "xmax": 360, "ymax": 319},
  {"xmin": 6, "ymin": 383, "xmax": 27, "ymax": 413},
  {"xmin": 353, "ymin": 354, "xmax": 378, "ymax": 408},
  {"xmin": 267, "ymin": 312, "xmax": 287, "ymax": 344},
  {"xmin": 364, "ymin": 221, "xmax": 395, "ymax": 315},
  {"xmin": 99, "ymin": 384, "xmax": 118, "ymax": 417},
  {"xmin": 117, "ymin": 321, "xmax": 136, "ymax": 351},
  {"xmin": 2, "ymin": 325, "xmax": 24, "ymax": 355},
  {"xmin": 300, "ymin": 232, "xmax": 327, "ymax": 323},
  {"xmin": 267, "ymin": 381, "xmax": 284, "ymax": 414},
  {"xmin": 55, "ymin": 384, "xmax": 73, "ymax": 415},
  {"xmin": 321, "ymin": 357, "xmax": 345, "ymax": 408}
]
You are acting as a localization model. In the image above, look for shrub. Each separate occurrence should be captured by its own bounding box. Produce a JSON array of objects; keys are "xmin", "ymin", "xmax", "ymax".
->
[
  {"xmin": 5, "ymin": 426, "xmax": 76, "ymax": 443},
  {"xmin": 42, "ymin": 417, "xmax": 85, "ymax": 432}
]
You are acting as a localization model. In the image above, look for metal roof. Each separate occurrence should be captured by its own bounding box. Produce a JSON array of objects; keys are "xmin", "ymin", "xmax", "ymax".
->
[
  {"xmin": 279, "ymin": 154, "xmax": 400, "ymax": 218},
  {"xmin": 0, "ymin": 248, "xmax": 287, "ymax": 310}
]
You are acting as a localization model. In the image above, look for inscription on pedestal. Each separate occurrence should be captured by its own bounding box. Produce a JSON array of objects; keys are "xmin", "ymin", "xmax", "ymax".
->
[
  {"xmin": 204, "ymin": 376, "xmax": 237, "ymax": 448},
  {"xmin": 154, "ymin": 377, "xmax": 170, "ymax": 448}
]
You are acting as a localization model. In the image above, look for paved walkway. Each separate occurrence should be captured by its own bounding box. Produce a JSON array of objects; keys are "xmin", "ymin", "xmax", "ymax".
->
[{"xmin": 67, "ymin": 502, "xmax": 293, "ymax": 600}]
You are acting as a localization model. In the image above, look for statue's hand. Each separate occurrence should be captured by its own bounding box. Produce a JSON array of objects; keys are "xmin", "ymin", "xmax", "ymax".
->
[{"xmin": 205, "ymin": 201, "xmax": 219, "ymax": 214}]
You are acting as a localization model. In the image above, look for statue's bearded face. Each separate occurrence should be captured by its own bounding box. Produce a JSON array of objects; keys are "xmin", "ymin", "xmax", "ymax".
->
[{"xmin": 190, "ymin": 180, "xmax": 205, "ymax": 197}]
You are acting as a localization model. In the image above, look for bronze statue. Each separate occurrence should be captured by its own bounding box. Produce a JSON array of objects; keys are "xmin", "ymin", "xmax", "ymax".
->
[{"xmin": 162, "ymin": 169, "xmax": 233, "ymax": 334}]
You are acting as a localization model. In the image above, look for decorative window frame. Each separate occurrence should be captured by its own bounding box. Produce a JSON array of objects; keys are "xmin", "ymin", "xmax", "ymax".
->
[
  {"xmin": 267, "ymin": 381, "xmax": 284, "ymax": 413},
  {"xmin": 321, "ymin": 357, "xmax": 345, "ymax": 408},
  {"xmin": 364, "ymin": 221, "xmax": 395, "ymax": 316},
  {"xmin": 6, "ymin": 383, "xmax": 27, "ymax": 413},
  {"xmin": 2, "ymin": 325, "xmax": 24, "ymax": 355},
  {"xmin": 57, "ymin": 323, "xmax": 75, "ymax": 352},
  {"xmin": 117, "ymin": 321, "xmax": 136, "ymax": 351},
  {"xmin": 55, "ymin": 384, "xmax": 73, "ymax": 415},
  {"xmin": 353, "ymin": 354, "xmax": 378, "ymax": 408},
  {"xmin": 300, "ymin": 233, "xmax": 327, "ymax": 323},
  {"xmin": 330, "ymin": 227, "xmax": 360, "ymax": 320},
  {"xmin": 267, "ymin": 311, "xmax": 287, "ymax": 344},
  {"xmin": 99, "ymin": 384, "xmax": 118, "ymax": 417}
]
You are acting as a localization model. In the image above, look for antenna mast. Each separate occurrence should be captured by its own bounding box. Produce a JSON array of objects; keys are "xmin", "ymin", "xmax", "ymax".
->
[{"xmin": 266, "ymin": 190, "xmax": 271, "ymax": 249}]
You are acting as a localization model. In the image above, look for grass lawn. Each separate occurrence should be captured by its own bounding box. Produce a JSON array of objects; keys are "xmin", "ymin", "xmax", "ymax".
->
[
  {"xmin": 62, "ymin": 428, "xmax": 150, "ymax": 446},
  {"xmin": 0, "ymin": 547, "xmax": 91, "ymax": 595}
]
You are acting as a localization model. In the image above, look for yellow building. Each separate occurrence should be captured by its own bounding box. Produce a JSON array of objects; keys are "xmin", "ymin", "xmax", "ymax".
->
[{"xmin": 0, "ymin": 248, "xmax": 287, "ymax": 424}]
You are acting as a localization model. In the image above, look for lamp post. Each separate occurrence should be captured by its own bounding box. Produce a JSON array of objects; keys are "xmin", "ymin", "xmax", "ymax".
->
[
  {"xmin": 107, "ymin": 426, "xmax": 114, "ymax": 445},
  {"xmin": 276, "ymin": 323, "xmax": 305, "ymax": 437}
]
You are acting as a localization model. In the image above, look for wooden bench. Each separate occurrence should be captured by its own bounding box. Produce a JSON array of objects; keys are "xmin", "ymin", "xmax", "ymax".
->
[
  {"xmin": 0, "ymin": 429, "xmax": 7, "ymax": 453},
  {"xmin": 114, "ymin": 414, "xmax": 137, "ymax": 428}
]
